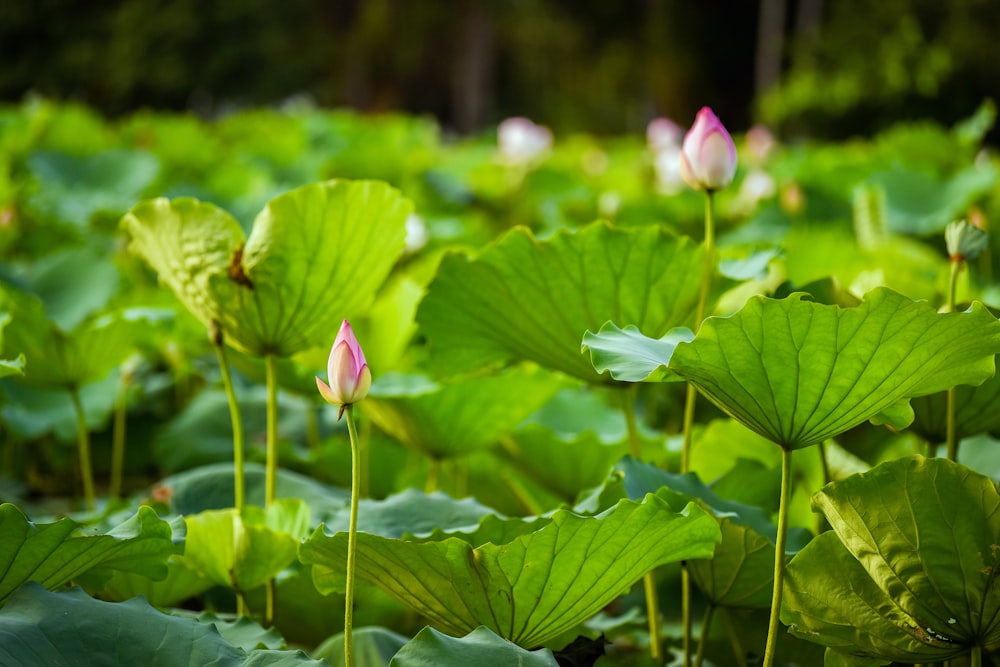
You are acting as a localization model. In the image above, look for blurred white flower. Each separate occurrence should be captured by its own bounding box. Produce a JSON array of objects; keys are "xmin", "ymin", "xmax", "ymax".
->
[
  {"xmin": 646, "ymin": 117, "xmax": 683, "ymax": 154},
  {"xmin": 652, "ymin": 145, "xmax": 684, "ymax": 195},
  {"xmin": 498, "ymin": 117, "xmax": 553, "ymax": 165},
  {"xmin": 745, "ymin": 124, "xmax": 776, "ymax": 164},
  {"xmin": 403, "ymin": 213, "xmax": 429, "ymax": 254}
]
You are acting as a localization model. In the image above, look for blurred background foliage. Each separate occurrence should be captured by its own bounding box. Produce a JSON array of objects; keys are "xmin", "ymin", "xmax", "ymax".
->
[{"xmin": 1, "ymin": 0, "xmax": 998, "ymax": 139}]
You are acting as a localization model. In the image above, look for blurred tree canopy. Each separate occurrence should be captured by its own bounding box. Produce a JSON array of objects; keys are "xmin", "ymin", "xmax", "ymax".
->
[{"xmin": 1, "ymin": 0, "xmax": 998, "ymax": 139}]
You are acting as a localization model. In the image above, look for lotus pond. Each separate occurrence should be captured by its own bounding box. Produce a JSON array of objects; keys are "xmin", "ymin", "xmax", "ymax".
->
[{"xmin": 0, "ymin": 98, "xmax": 999, "ymax": 667}]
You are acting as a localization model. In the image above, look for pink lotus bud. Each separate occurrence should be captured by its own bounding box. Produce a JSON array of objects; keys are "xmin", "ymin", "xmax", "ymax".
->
[
  {"xmin": 498, "ymin": 117, "xmax": 553, "ymax": 165},
  {"xmin": 316, "ymin": 320, "xmax": 371, "ymax": 413},
  {"xmin": 679, "ymin": 107, "xmax": 738, "ymax": 192}
]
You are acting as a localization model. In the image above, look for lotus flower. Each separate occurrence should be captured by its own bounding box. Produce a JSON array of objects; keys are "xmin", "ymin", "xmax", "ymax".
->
[
  {"xmin": 317, "ymin": 320, "xmax": 371, "ymax": 415},
  {"xmin": 679, "ymin": 107, "xmax": 737, "ymax": 192},
  {"xmin": 498, "ymin": 117, "xmax": 553, "ymax": 165}
]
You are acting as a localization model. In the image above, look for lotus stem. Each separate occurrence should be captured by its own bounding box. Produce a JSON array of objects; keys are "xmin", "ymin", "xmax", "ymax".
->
[
  {"xmin": 264, "ymin": 353, "xmax": 279, "ymax": 624},
  {"xmin": 344, "ymin": 404, "xmax": 362, "ymax": 667},
  {"xmin": 970, "ymin": 643, "xmax": 982, "ymax": 667},
  {"xmin": 945, "ymin": 259, "xmax": 961, "ymax": 461},
  {"xmin": 720, "ymin": 607, "xmax": 747, "ymax": 667},
  {"xmin": 109, "ymin": 372, "xmax": 129, "ymax": 499},
  {"xmin": 762, "ymin": 447, "xmax": 793, "ymax": 667},
  {"xmin": 425, "ymin": 458, "xmax": 440, "ymax": 493},
  {"xmin": 693, "ymin": 603, "xmax": 716, "ymax": 667},
  {"xmin": 212, "ymin": 331, "xmax": 245, "ymax": 513},
  {"xmin": 69, "ymin": 386, "xmax": 96, "ymax": 512},
  {"xmin": 620, "ymin": 385, "xmax": 662, "ymax": 662}
]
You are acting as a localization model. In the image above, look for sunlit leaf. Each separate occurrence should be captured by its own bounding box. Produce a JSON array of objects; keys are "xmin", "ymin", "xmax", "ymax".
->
[
  {"xmin": 582, "ymin": 322, "xmax": 691, "ymax": 382},
  {"xmin": 669, "ymin": 287, "xmax": 1000, "ymax": 449},
  {"xmin": 416, "ymin": 222, "xmax": 705, "ymax": 381},
  {"xmin": 121, "ymin": 179, "xmax": 412, "ymax": 356},
  {"xmin": 782, "ymin": 456, "xmax": 1000, "ymax": 662},
  {"xmin": 176, "ymin": 499, "xmax": 310, "ymax": 593},
  {"xmin": 0, "ymin": 584, "xmax": 324, "ymax": 666},
  {"xmin": 389, "ymin": 626, "xmax": 559, "ymax": 666},
  {"xmin": 300, "ymin": 495, "xmax": 719, "ymax": 647},
  {"xmin": 0, "ymin": 504, "xmax": 183, "ymax": 605},
  {"xmin": 364, "ymin": 368, "xmax": 566, "ymax": 459}
]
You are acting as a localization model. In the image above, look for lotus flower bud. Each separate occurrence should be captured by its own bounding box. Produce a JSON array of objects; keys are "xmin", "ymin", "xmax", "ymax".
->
[
  {"xmin": 945, "ymin": 220, "xmax": 989, "ymax": 262},
  {"xmin": 679, "ymin": 107, "xmax": 738, "ymax": 192},
  {"xmin": 316, "ymin": 320, "xmax": 371, "ymax": 416}
]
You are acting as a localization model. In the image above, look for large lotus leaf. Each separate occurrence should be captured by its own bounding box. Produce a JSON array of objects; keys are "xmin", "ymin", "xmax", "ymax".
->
[
  {"xmin": 321, "ymin": 488, "xmax": 501, "ymax": 538},
  {"xmin": 0, "ymin": 504, "xmax": 183, "ymax": 605},
  {"xmin": 26, "ymin": 149, "xmax": 160, "ymax": 226},
  {"xmin": 782, "ymin": 456, "xmax": 1000, "ymax": 662},
  {"xmin": 687, "ymin": 516, "xmax": 775, "ymax": 609},
  {"xmin": 416, "ymin": 221, "xmax": 705, "ymax": 382},
  {"xmin": 868, "ymin": 163, "xmax": 997, "ymax": 235},
  {"xmin": 314, "ymin": 626, "xmax": 411, "ymax": 667},
  {"xmin": 582, "ymin": 322, "xmax": 692, "ymax": 382},
  {"xmin": 499, "ymin": 424, "xmax": 628, "ymax": 504},
  {"xmin": 0, "ymin": 370, "xmax": 119, "ymax": 441},
  {"xmin": 121, "ymin": 179, "xmax": 412, "ymax": 356},
  {"xmin": 88, "ymin": 556, "xmax": 212, "ymax": 607},
  {"xmin": 300, "ymin": 494, "xmax": 720, "ymax": 647},
  {"xmin": 0, "ymin": 285, "xmax": 145, "ymax": 388},
  {"xmin": 389, "ymin": 626, "xmax": 559, "ymax": 667},
  {"xmin": 363, "ymin": 368, "xmax": 566, "ymax": 459},
  {"xmin": 19, "ymin": 245, "xmax": 121, "ymax": 331},
  {"xmin": 176, "ymin": 498, "xmax": 310, "ymax": 594},
  {"xmin": 669, "ymin": 287, "xmax": 1000, "ymax": 449},
  {"xmin": 0, "ymin": 583, "xmax": 324, "ymax": 666},
  {"xmin": 909, "ymin": 363, "xmax": 1000, "ymax": 442}
]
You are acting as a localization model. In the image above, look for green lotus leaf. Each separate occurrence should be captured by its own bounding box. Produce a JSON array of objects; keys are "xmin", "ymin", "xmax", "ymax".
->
[
  {"xmin": 88, "ymin": 556, "xmax": 212, "ymax": 608},
  {"xmin": 909, "ymin": 363, "xmax": 1000, "ymax": 442},
  {"xmin": 364, "ymin": 367, "xmax": 566, "ymax": 459},
  {"xmin": 582, "ymin": 322, "xmax": 692, "ymax": 382},
  {"xmin": 0, "ymin": 504, "xmax": 183, "ymax": 605},
  {"xmin": 321, "ymin": 488, "xmax": 500, "ymax": 538},
  {"xmin": 687, "ymin": 516, "xmax": 776, "ymax": 609},
  {"xmin": 389, "ymin": 626, "xmax": 559, "ymax": 667},
  {"xmin": 0, "ymin": 285, "xmax": 145, "ymax": 388},
  {"xmin": 669, "ymin": 287, "xmax": 1000, "ymax": 450},
  {"xmin": 121, "ymin": 179, "xmax": 412, "ymax": 356},
  {"xmin": 300, "ymin": 494, "xmax": 720, "ymax": 647},
  {"xmin": 314, "ymin": 626, "xmax": 410, "ymax": 667},
  {"xmin": 176, "ymin": 498, "xmax": 310, "ymax": 593},
  {"xmin": 782, "ymin": 456, "xmax": 1000, "ymax": 662},
  {"xmin": 0, "ymin": 583, "xmax": 324, "ymax": 666},
  {"xmin": 416, "ymin": 221, "xmax": 705, "ymax": 382}
]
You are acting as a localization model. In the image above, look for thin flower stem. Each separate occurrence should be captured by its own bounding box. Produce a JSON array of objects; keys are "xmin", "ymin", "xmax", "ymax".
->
[
  {"xmin": 264, "ymin": 353, "xmax": 279, "ymax": 625},
  {"xmin": 679, "ymin": 190, "xmax": 716, "ymax": 667},
  {"xmin": 213, "ymin": 337, "xmax": 245, "ymax": 512},
  {"xmin": 762, "ymin": 447, "xmax": 793, "ymax": 667},
  {"xmin": 720, "ymin": 607, "xmax": 747, "ymax": 667},
  {"xmin": 644, "ymin": 571, "xmax": 663, "ymax": 663},
  {"xmin": 69, "ymin": 386, "xmax": 96, "ymax": 512},
  {"xmin": 344, "ymin": 405, "xmax": 362, "ymax": 667},
  {"xmin": 946, "ymin": 259, "xmax": 961, "ymax": 461},
  {"xmin": 621, "ymin": 385, "xmax": 642, "ymax": 459},
  {"xmin": 970, "ymin": 643, "xmax": 982, "ymax": 667},
  {"xmin": 620, "ymin": 384, "xmax": 662, "ymax": 663},
  {"xmin": 693, "ymin": 603, "xmax": 716, "ymax": 667},
  {"xmin": 109, "ymin": 373, "xmax": 129, "ymax": 499}
]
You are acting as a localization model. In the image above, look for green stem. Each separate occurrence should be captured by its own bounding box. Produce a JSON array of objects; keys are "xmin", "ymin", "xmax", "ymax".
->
[
  {"xmin": 621, "ymin": 385, "xmax": 642, "ymax": 459},
  {"xmin": 213, "ymin": 337, "xmax": 245, "ymax": 513},
  {"xmin": 109, "ymin": 373, "xmax": 129, "ymax": 499},
  {"xmin": 69, "ymin": 386, "xmax": 96, "ymax": 512},
  {"xmin": 720, "ymin": 607, "xmax": 747, "ymax": 667},
  {"xmin": 644, "ymin": 571, "xmax": 663, "ymax": 663},
  {"xmin": 970, "ymin": 643, "xmax": 982, "ymax": 667},
  {"xmin": 678, "ymin": 190, "xmax": 716, "ymax": 667},
  {"xmin": 945, "ymin": 260, "xmax": 961, "ymax": 462},
  {"xmin": 264, "ymin": 353, "xmax": 279, "ymax": 625},
  {"xmin": 762, "ymin": 447, "xmax": 793, "ymax": 667},
  {"xmin": 344, "ymin": 405, "xmax": 362, "ymax": 667},
  {"xmin": 693, "ymin": 603, "xmax": 716, "ymax": 667},
  {"xmin": 620, "ymin": 384, "xmax": 661, "ymax": 662},
  {"xmin": 818, "ymin": 442, "xmax": 831, "ymax": 487},
  {"xmin": 425, "ymin": 458, "xmax": 440, "ymax": 493}
]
